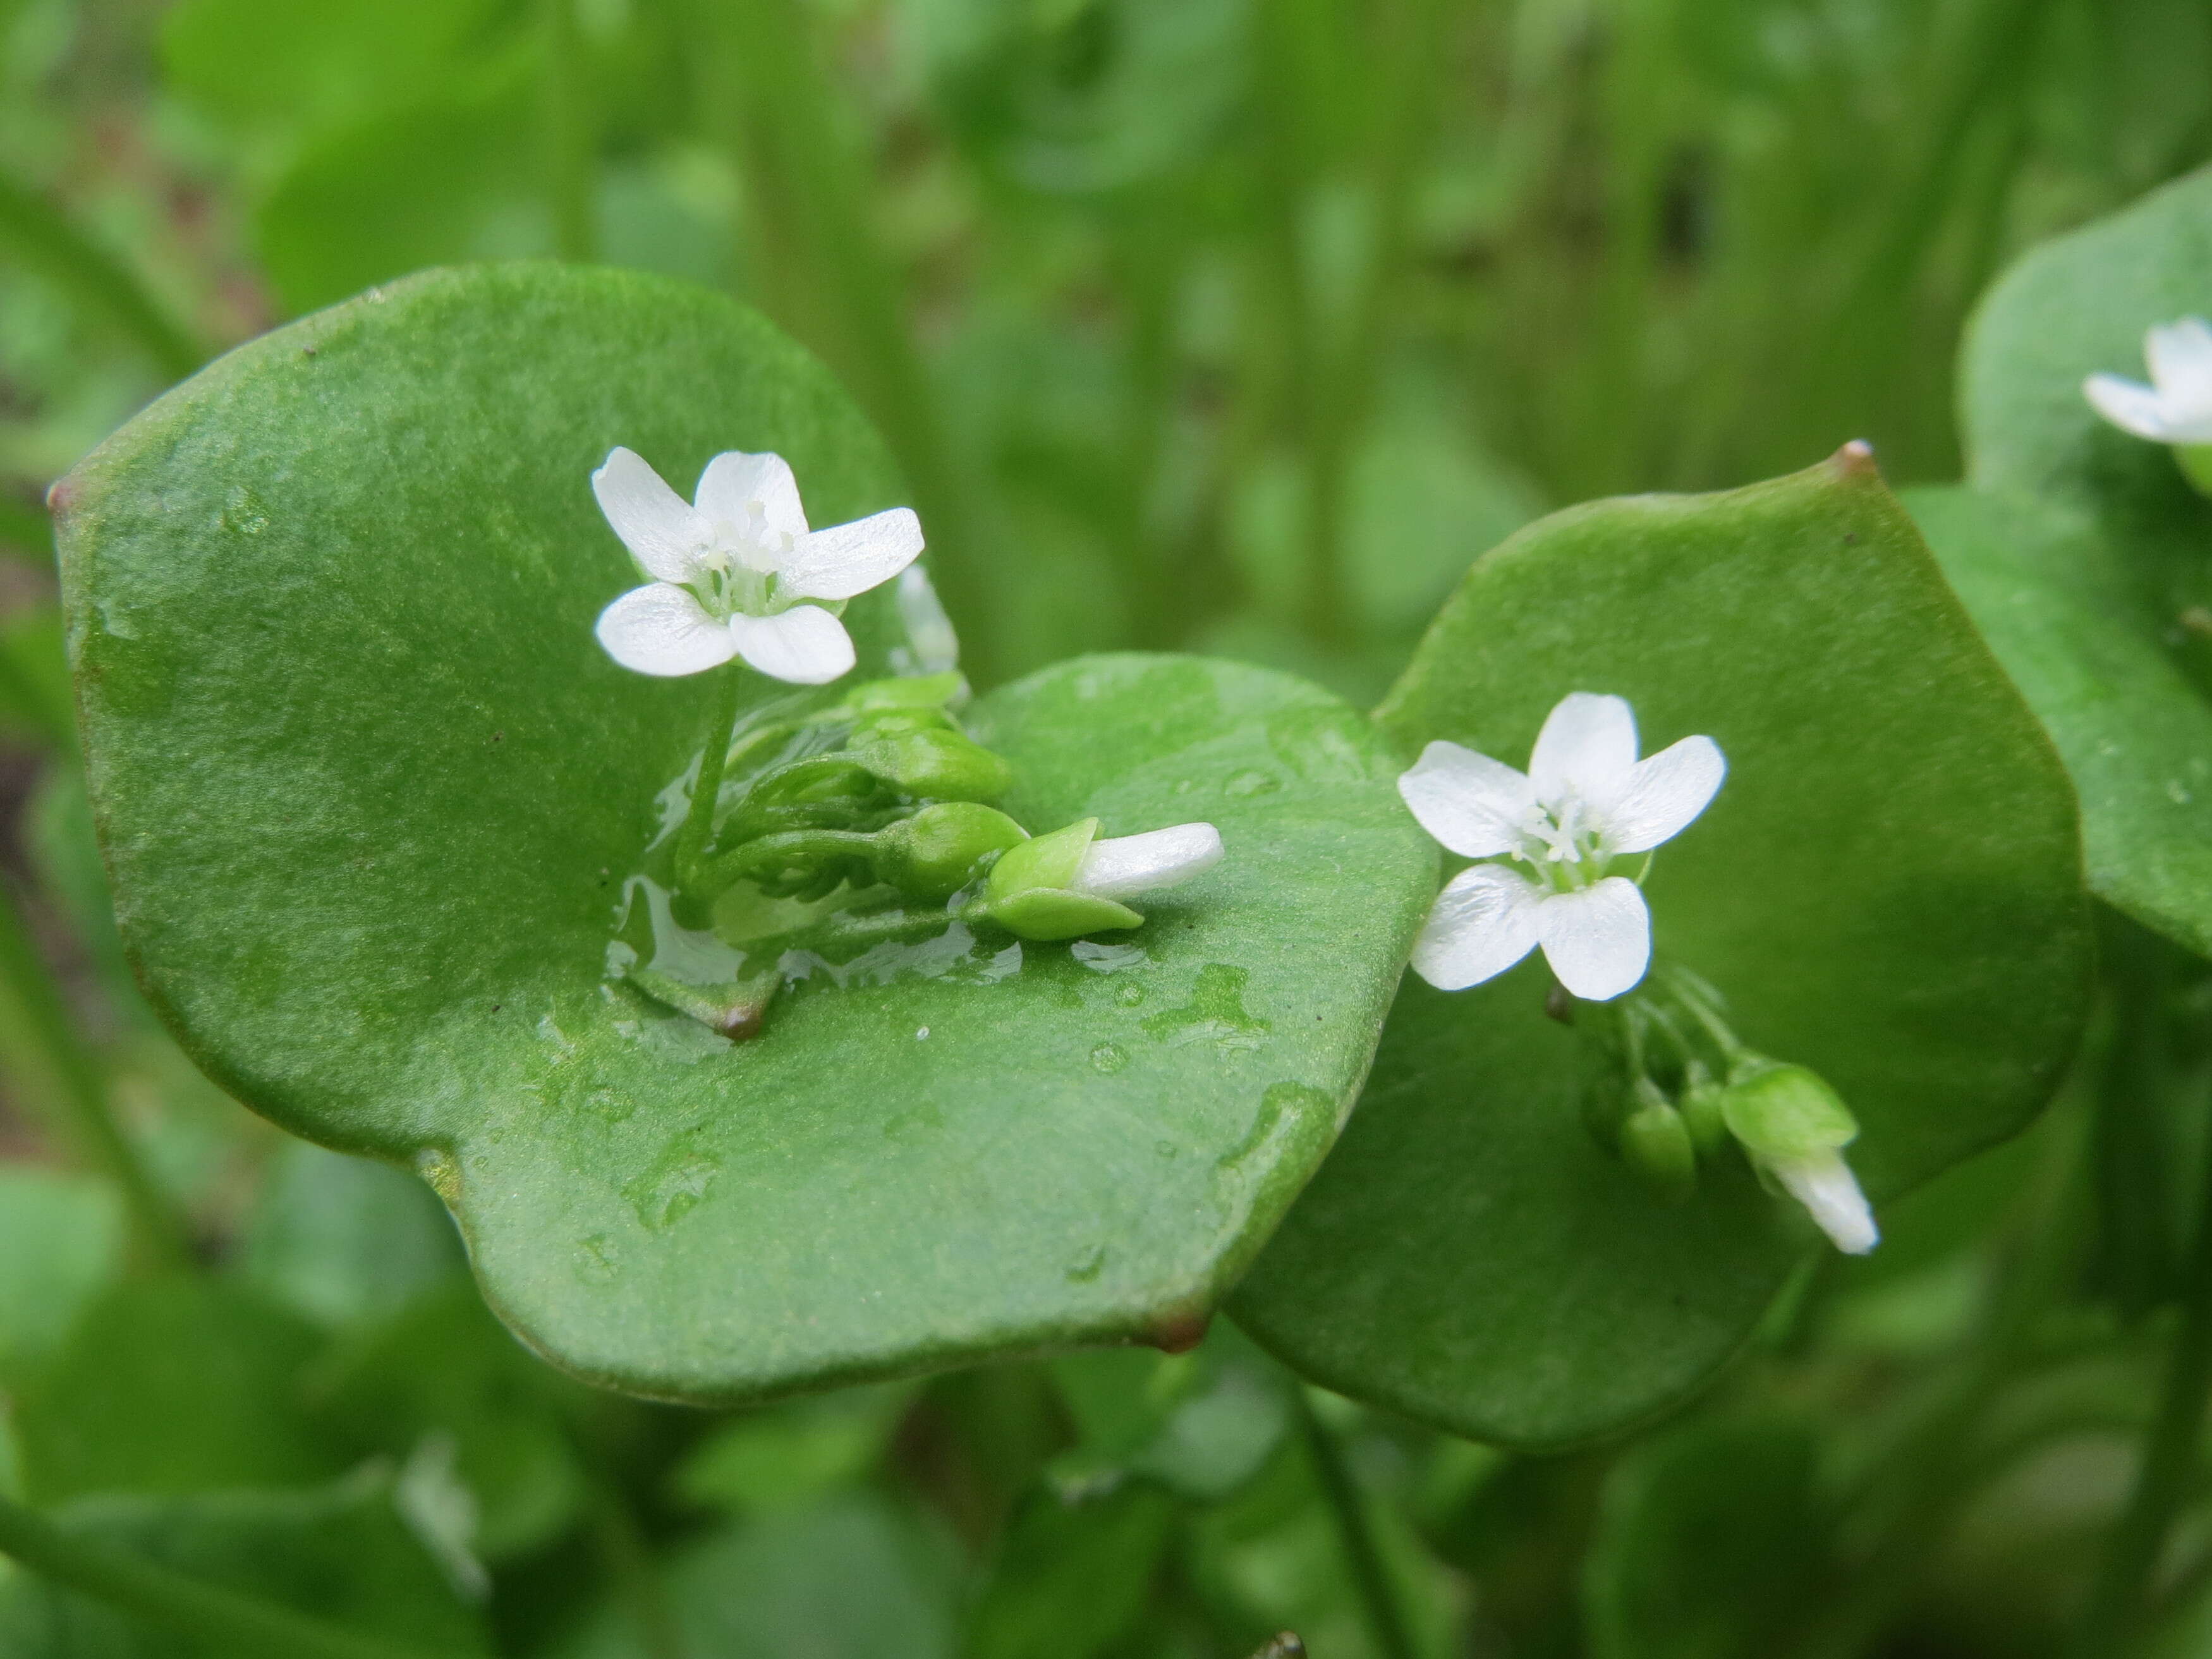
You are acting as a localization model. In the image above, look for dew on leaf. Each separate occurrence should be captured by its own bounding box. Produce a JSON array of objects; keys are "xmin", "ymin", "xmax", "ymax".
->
[
  {"xmin": 1065, "ymin": 1243, "xmax": 1106, "ymax": 1282},
  {"xmin": 623, "ymin": 1129, "xmax": 722, "ymax": 1231},
  {"xmin": 1091, "ymin": 1042, "xmax": 1130, "ymax": 1074},
  {"xmin": 1141, "ymin": 964, "xmax": 1270, "ymax": 1052},
  {"xmin": 1224, "ymin": 769, "xmax": 1280, "ymax": 796},
  {"xmin": 1071, "ymin": 940, "xmax": 1147, "ymax": 974}
]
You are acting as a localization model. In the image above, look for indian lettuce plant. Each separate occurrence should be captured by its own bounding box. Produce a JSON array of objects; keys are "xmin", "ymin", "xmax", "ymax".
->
[{"xmin": 4, "ymin": 3, "xmax": 2212, "ymax": 1657}]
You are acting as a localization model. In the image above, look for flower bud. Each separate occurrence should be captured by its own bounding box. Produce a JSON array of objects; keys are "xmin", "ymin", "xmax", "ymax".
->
[
  {"xmin": 848, "ymin": 729, "xmax": 1015, "ymax": 803},
  {"xmin": 1678, "ymin": 1060, "xmax": 1729, "ymax": 1155},
  {"xmin": 874, "ymin": 803, "xmax": 1029, "ymax": 900},
  {"xmin": 965, "ymin": 818, "xmax": 1143, "ymax": 940},
  {"xmin": 1719, "ymin": 1060, "xmax": 1858, "ymax": 1164},
  {"xmin": 1619, "ymin": 1079, "xmax": 1696, "ymax": 1201}
]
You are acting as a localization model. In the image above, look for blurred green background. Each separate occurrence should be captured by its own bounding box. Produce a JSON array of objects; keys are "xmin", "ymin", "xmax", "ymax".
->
[{"xmin": 2, "ymin": 1, "xmax": 2211, "ymax": 1656}]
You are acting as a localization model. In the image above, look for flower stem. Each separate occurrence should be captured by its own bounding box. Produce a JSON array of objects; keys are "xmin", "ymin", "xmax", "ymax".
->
[
  {"xmin": 0, "ymin": 883, "xmax": 191, "ymax": 1270},
  {"xmin": 540, "ymin": 0, "xmax": 597, "ymax": 262},
  {"xmin": 2067, "ymin": 1131, "xmax": 2212, "ymax": 1655},
  {"xmin": 1294, "ymin": 1390, "xmax": 1419, "ymax": 1659},
  {"xmin": 701, "ymin": 829, "xmax": 878, "ymax": 893},
  {"xmin": 0, "ymin": 1492, "xmax": 439, "ymax": 1659},
  {"xmin": 674, "ymin": 667, "xmax": 748, "ymax": 898}
]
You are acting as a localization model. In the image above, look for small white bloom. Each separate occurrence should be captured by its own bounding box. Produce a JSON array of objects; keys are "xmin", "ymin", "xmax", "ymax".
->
[
  {"xmin": 1073, "ymin": 823, "xmax": 1224, "ymax": 899},
  {"xmin": 2083, "ymin": 318, "xmax": 2212, "ymax": 444},
  {"xmin": 592, "ymin": 446, "xmax": 925, "ymax": 684},
  {"xmin": 1398, "ymin": 692, "xmax": 1724, "ymax": 1001},
  {"xmin": 1767, "ymin": 1150, "xmax": 1878, "ymax": 1255}
]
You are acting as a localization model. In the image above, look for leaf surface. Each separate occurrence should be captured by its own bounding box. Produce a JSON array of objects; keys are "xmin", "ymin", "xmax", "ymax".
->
[
  {"xmin": 58, "ymin": 264, "xmax": 1433, "ymax": 1402},
  {"xmin": 1232, "ymin": 451, "xmax": 2093, "ymax": 1446}
]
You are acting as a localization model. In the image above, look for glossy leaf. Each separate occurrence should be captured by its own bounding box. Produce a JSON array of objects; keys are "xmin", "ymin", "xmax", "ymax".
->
[
  {"xmin": 1953, "ymin": 167, "xmax": 2212, "ymax": 952},
  {"xmin": 58, "ymin": 264, "xmax": 1434, "ymax": 1404},
  {"xmin": 1233, "ymin": 450, "xmax": 2093, "ymax": 1447},
  {"xmin": 0, "ymin": 1478, "xmax": 491, "ymax": 1657}
]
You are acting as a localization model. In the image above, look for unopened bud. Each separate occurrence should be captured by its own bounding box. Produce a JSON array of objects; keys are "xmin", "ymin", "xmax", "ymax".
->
[
  {"xmin": 1678, "ymin": 1060, "xmax": 1729, "ymax": 1155},
  {"xmin": 966, "ymin": 818, "xmax": 1142, "ymax": 940},
  {"xmin": 875, "ymin": 803, "xmax": 1028, "ymax": 900},
  {"xmin": 1619, "ymin": 1080, "xmax": 1696, "ymax": 1201},
  {"xmin": 848, "ymin": 729, "xmax": 1014, "ymax": 802},
  {"xmin": 842, "ymin": 671, "xmax": 967, "ymax": 712},
  {"xmin": 1720, "ymin": 1060, "xmax": 1858, "ymax": 1163}
]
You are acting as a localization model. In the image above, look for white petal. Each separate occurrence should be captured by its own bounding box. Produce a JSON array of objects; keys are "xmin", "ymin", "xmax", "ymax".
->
[
  {"xmin": 1397, "ymin": 741, "xmax": 1536, "ymax": 858},
  {"xmin": 1408, "ymin": 863, "xmax": 1541, "ymax": 992},
  {"xmin": 1603, "ymin": 734, "xmax": 1726, "ymax": 854},
  {"xmin": 1529, "ymin": 693, "xmax": 1639, "ymax": 813},
  {"xmin": 2146, "ymin": 318, "xmax": 2212, "ymax": 410},
  {"xmin": 1534, "ymin": 877, "xmax": 1650, "ymax": 1000},
  {"xmin": 1074, "ymin": 823, "xmax": 1223, "ymax": 899},
  {"xmin": 695, "ymin": 451, "xmax": 808, "ymax": 544},
  {"xmin": 727, "ymin": 605, "xmax": 855, "ymax": 685},
  {"xmin": 595, "ymin": 583, "xmax": 739, "ymax": 677},
  {"xmin": 592, "ymin": 447, "xmax": 707, "ymax": 583},
  {"xmin": 781, "ymin": 508, "xmax": 925, "ymax": 601},
  {"xmin": 1771, "ymin": 1150, "xmax": 1878, "ymax": 1255},
  {"xmin": 896, "ymin": 565, "xmax": 960, "ymax": 673},
  {"xmin": 2084, "ymin": 373, "xmax": 2186, "ymax": 441}
]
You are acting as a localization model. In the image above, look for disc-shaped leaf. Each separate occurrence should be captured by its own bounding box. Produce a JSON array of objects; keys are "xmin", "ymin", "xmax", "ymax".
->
[
  {"xmin": 56, "ymin": 265, "xmax": 1433, "ymax": 1403},
  {"xmin": 1955, "ymin": 166, "xmax": 2212, "ymax": 951},
  {"xmin": 1232, "ymin": 449, "xmax": 2093, "ymax": 1447}
]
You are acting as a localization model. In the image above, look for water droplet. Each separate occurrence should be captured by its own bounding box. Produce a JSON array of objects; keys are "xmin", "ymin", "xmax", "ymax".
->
[
  {"xmin": 1225, "ymin": 769, "xmax": 1280, "ymax": 797},
  {"xmin": 1091, "ymin": 1042, "xmax": 1130, "ymax": 1074},
  {"xmin": 916, "ymin": 1025, "xmax": 930, "ymax": 1039},
  {"xmin": 1071, "ymin": 940, "xmax": 1148, "ymax": 975},
  {"xmin": 1116, "ymin": 981, "xmax": 1147, "ymax": 1007},
  {"xmin": 1142, "ymin": 964, "xmax": 1270, "ymax": 1052},
  {"xmin": 1155, "ymin": 1139, "xmax": 1179, "ymax": 1159},
  {"xmin": 2169, "ymin": 778, "xmax": 2194, "ymax": 805},
  {"xmin": 1066, "ymin": 1243, "xmax": 1106, "ymax": 1282},
  {"xmin": 623, "ymin": 1129, "xmax": 722, "ymax": 1231}
]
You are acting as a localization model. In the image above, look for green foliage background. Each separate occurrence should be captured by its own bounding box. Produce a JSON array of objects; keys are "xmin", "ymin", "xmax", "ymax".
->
[{"xmin": 1, "ymin": 0, "xmax": 2209, "ymax": 1656}]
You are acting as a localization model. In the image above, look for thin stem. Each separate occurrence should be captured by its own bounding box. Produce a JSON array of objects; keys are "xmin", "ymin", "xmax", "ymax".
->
[
  {"xmin": 701, "ymin": 828, "xmax": 877, "ymax": 893},
  {"xmin": 0, "ymin": 165, "xmax": 204, "ymax": 382},
  {"xmin": 0, "ymin": 883, "xmax": 191, "ymax": 1270},
  {"xmin": 674, "ymin": 668, "xmax": 748, "ymax": 897},
  {"xmin": 0, "ymin": 1492, "xmax": 437, "ymax": 1659},
  {"xmin": 1, "ymin": 492, "xmax": 51, "ymax": 566},
  {"xmin": 1294, "ymin": 1390, "xmax": 1419, "ymax": 1659},
  {"xmin": 541, "ymin": 0, "xmax": 597, "ymax": 261},
  {"xmin": 2069, "ymin": 1130, "xmax": 2212, "ymax": 1654}
]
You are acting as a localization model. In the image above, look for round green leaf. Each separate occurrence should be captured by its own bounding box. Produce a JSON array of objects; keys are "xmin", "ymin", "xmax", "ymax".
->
[
  {"xmin": 1954, "ymin": 168, "xmax": 2212, "ymax": 952},
  {"xmin": 57, "ymin": 265, "xmax": 1433, "ymax": 1403},
  {"xmin": 1232, "ymin": 450, "xmax": 2093, "ymax": 1448}
]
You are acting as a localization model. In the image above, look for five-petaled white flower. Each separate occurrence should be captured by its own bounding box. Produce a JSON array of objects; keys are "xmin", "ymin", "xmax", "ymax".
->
[
  {"xmin": 592, "ymin": 447, "xmax": 924, "ymax": 684},
  {"xmin": 1397, "ymin": 692, "xmax": 1725, "ymax": 1001},
  {"xmin": 2083, "ymin": 317, "xmax": 2212, "ymax": 445}
]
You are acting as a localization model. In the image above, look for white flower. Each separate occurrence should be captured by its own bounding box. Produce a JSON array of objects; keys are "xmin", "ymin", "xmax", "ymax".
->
[
  {"xmin": 2083, "ymin": 318, "xmax": 2212, "ymax": 445},
  {"xmin": 1074, "ymin": 823, "xmax": 1224, "ymax": 897},
  {"xmin": 1767, "ymin": 1150, "xmax": 1878, "ymax": 1255},
  {"xmin": 1397, "ymin": 692, "xmax": 1725, "ymax": 1001},
  {"xmin": 592, "ymin": 447, "xmax": 924, "ymax": 684}
]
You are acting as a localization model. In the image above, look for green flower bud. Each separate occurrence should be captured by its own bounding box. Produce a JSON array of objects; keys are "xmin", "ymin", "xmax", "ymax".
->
[
  {"xmin": 965, "ymin": 818, "xmax": 1143, "ymax": 940},
  {"xmin": 874, "ymin": 803, "xmax": 1030, "ymax": 900},
  {"xmin": 850, "ymin": 706, "xmax": 960, "ymax": 743},
  {"xmin": 1619, "ymin": 1080, "xmax": 1696, "ymax": 1201},
  {"xmin": 1678, "ymin": 1060, "xmax": 1729, "ymax": 1155},
  {"xmin": 841, "ymin": 671, "xmax": 968, "ymax": 712},
  {"xmin": 1720, "ymin": 1060, "xmax": 1858, "ymax": 1163},
  {"xmin": 848, "ymin": 729, "xmax": 1015, "ymax": 802},
  {"xmin": 985, "ymin": 817, "xmax": 1099, "ymax": 899}
]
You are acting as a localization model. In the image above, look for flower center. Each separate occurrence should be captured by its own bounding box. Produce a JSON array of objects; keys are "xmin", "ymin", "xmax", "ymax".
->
[
  {"xmin": 690, "ymin": 507, "xmax": 796, "ymax": 621},
  {"xmin": 1513, "ymin": 793, "xmax": 1608, "ymax": 888}
]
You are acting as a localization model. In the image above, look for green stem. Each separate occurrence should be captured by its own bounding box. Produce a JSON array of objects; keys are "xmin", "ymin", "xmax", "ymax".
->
[
  {"xmin": 0, "ymin": 165, "xmax": 204, "ymax": 382},
  {"xmin": 674, "ymin": 668, "xmax": 748, "ymax": 897},
  {"xmin": 701, "ymin": 829, "xmax": 877, "ymax": 894},
  {"xmin": 0, "ymin": 1492, "xmax": 437, "ymax": 1659},
  {"xmin": 1294, "ymin": 1390, "xmax": 1419, "ymax": 1659},
  {"xmin": 2069, "ymin": 1129, "xmax": 2212, "ymax": 1655},
  {"xmin": 0, "ymin": 884, "xmax": 191, "ymax": 1270},
  {"xmin": 541, "ymin": 0, "xmax": 597, "ymax": 261},
  {"xmin": 0, "ymin": 493, "xmax": 51, "ymax": 566}
]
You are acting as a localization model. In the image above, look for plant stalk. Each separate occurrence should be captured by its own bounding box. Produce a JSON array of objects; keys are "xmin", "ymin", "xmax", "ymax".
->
[
  {"xmin": 1295, "ymin": 1390, "xmax": 1419, "ymax": 1659},
  {"xmin": 542, "ymin": 0, "xmax": 597, "ymax": 261},
  {"xmin": 0, "ymin": 884, "xmax": 191, "ymax": 1270},
  {"xmin": 674, "ymin": 667, "xmax": 748, "ymax": 897},
  {"xmin": 0, "ymin": 1493, "xmax": 439, "ymax": 1659}
]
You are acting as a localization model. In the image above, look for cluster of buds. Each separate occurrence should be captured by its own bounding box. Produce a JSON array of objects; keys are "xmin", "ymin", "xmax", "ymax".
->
[{"xmin": 1584, "ymin": 968, "xmax": 1876, "ymax": 1255}]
